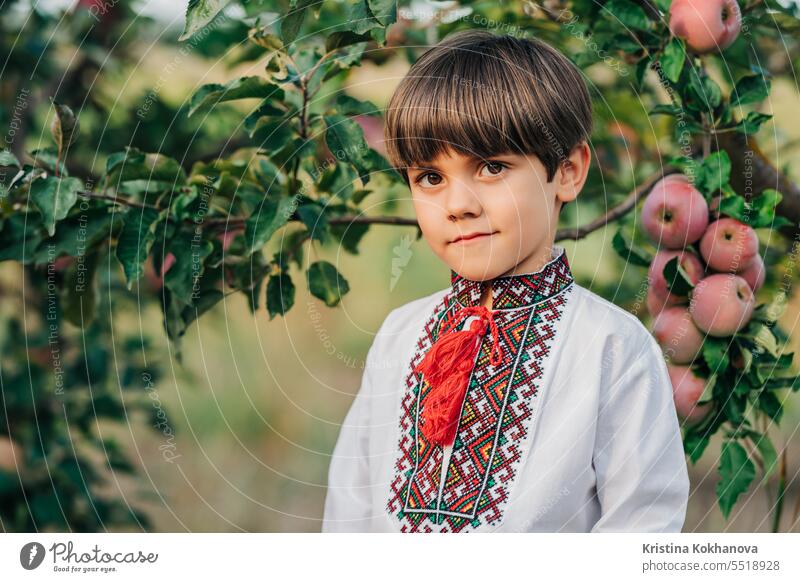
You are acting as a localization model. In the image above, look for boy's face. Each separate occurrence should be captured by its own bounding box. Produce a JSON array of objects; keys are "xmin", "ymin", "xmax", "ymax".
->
[{"xmin": 407, "ymin": 146, "xmax": 589, "ymax": 282}]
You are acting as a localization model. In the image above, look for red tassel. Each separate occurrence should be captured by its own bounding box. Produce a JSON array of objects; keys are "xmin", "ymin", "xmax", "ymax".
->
[{"xmin": 414, "ymin": 305, "xmax": 504, "ymax": 447}]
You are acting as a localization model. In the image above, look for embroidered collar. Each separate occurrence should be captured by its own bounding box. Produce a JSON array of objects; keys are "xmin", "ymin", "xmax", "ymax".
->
[{"xmin": 449, "ymin": 244, "xmax": 574, "ymax": 310}]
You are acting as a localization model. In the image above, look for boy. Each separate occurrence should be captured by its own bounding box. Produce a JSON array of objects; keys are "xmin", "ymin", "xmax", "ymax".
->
[{"xmin": 322, "ymin": 30, "xmax": 689, "ymax": 532}]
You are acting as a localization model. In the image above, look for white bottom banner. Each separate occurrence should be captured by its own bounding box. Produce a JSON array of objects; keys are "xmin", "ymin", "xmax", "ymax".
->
[{"xmin": 1, "ymin": 533, "xmax": 798, "ymax": 580}]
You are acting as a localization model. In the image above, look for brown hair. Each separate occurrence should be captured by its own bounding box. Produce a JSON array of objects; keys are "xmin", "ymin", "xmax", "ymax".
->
[{"xmin": 384, "ymin": 29, "xmax": 593, "ymax": 197}]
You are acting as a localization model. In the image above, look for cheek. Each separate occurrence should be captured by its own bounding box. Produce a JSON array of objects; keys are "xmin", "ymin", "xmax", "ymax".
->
[
  {"xmin": 412, "ymin": 196, "xmax": 446, "ymax": 240},
  {"xmin": 486, "ymin": 192, "xmax": 528, "ymax": 233}
]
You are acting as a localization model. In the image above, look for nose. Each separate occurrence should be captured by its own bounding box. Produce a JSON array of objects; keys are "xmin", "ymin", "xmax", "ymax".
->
[{"xmin": 444, "ymin": 178, "xmax": 483, "ymax": 220}]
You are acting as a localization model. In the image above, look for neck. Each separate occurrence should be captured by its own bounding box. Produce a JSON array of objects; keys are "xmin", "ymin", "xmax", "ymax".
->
[
  {"xmin": 479, "ymin": 283, "xmax": 493, "ymax": 309},
  {"xmin": 497, "ymin": 245, "xmax": 556, "ymax": 279}
]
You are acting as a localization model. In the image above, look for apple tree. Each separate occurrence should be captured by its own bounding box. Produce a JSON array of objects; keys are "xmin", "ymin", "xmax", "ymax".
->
[{"xmin": 1, "ymin": 0, "xmax": 800, "ymax": 531}]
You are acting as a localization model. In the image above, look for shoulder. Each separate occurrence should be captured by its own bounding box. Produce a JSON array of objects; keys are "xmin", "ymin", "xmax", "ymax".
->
[
  {"xmin": 381, "ymin": 286, "xmax": 450, "ymax": 334},
  {"xmin": 364, "ymin": 286, "xmax": 450, "ymax": 362},
  {"xmin": 569, "ymin": 282, "xmax": 659, "ymax": 359}
]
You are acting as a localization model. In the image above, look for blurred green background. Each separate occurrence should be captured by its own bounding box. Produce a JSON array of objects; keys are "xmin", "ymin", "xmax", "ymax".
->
[{"xmin": 1, "ymin": 0, "xmax": 799, "ymax": 532}]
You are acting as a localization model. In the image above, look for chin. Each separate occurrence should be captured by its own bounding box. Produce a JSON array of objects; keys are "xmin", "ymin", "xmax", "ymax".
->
[{"xmin": 447, "ymin": 260, "xmax": 507, "ymax": 282}]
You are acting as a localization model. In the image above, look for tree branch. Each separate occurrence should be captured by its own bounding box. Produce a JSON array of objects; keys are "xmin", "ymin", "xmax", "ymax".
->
[
  {"xmin": 716, "ymin": 131, "xmax": 800, "ymax": 239},
  {"xmin": 79, "ymin": 166, "xmax": 677, "ymax": 241},
  {"xmin": 554, "ymin": 166, "xmax": 677, "ymax": 241}
]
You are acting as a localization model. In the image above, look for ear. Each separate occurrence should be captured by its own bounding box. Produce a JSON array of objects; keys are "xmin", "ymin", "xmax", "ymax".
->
[{"xmin": 555, "ymin": 141, "xmax": 591, "ymax": 205}]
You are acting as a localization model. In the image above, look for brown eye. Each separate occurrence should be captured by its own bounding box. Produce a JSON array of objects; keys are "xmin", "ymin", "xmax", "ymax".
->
[
  {"xmin": 481, "ymin": 161, "xmax": 507, "ymax": 176},
  {"xmin": 418, "ymin": 172, "xmax": 443, "ymax": 187}
]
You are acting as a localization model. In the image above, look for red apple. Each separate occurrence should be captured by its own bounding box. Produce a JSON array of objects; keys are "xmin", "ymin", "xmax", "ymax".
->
[
  {"xmin": 668, "ymin": 365, "xmax": 713, "ymax": 423},
  {"xmin": 689, "ymin": 273, "xmax": 755, "ymax": 337},
  {"xmin": 669, "ymin": 0, "xmax": 742, "ymax": 54},
  {"xmin": 0, "ymin": 436, "xmax": 22, "ymax": 472},
  {"xmin": 647, "ymin": 287, "xmax": 670, "ymax": 318},
  {"xmin": 699, "ymin": 218, "xmax": 759, "ymax": 273},
  {"xmin": 642, "ymin": 175, "xmax": 709, "ymax": 249},
  {"xmin": 653, "ymin": 306, "xmax": 705, "ymax": 365},
  {"xmin": 738, "ymin": 253, "xmax": 765, "ymax": 293},
  {"xmin": 53, "ymin": 256, "xmax": 74, "ymax": 273},
  {"xmin": 648, "ymin": 249, "xmax": 704, "ymax": 305},
  {"xmin": 354, "ymin": 114, "xmax": 386, "ymax": 157}
]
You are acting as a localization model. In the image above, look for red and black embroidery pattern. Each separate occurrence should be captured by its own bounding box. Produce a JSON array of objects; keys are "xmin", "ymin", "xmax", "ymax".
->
[{"xmin": 386, "ymin": 247, "xmax": 575, "ymax": 532}]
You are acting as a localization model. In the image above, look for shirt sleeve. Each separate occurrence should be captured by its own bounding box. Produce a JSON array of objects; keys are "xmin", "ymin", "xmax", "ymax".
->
[
  {"xmin": 321, "ymin": 318, "xmax": 384, "ymax": 532},
  {"xmin": 590, "ymin": 327, "xmax": 690, "ymax": 533}
]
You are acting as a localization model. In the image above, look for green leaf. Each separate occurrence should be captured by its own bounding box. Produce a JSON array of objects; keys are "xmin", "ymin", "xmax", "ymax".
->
[
  {"xmin": 266, "ymin": 271, "xmax": 296, "ymax": 319},
  {"xmin": 61, "ymin": 246, "xmax": 101, "ymax": 327},
  {"xmin": 649, "ymin": 104, "xmax": 682, "ymax": 116},
  {"xmin": 731, "ymin": 75, "xmax": 771, "ymax": 107},
  {"xmin": 325, "ymin": 31, "xmax": 372, "ymax": 52},
  {"xmin": 367, "ymin": 0, "xmax": 397, "ymax": 26},
  {"xmin": 329, "ymin": 221, "xmax": 369, "ymax": 254},
  {"xmin": 244, "ymin": 196, "xmax": 297, "ymax": 255},
  {"xmin": 684, "ymin": 431, "xmax": 711, "ymax": 464},
  {"xmin": 0, "ymin": 213, "xmax": 45, "ymax": 263},
  {"xmin": 281, "ymin": 0, "xmax": 315, "ymax": 45},
  {"xmin": 751, "ymin": 324, "xmax": 780, "ymax": 358},
  {"xmin": 242, "ymin": 98, "xmax": 290, "ymax": 138},
  {"xmin": 324, "ymin": 114, "xmax": 374, "ymax": 184},
  {"xmin": 749, "ymin": 189, "xmax": 783, "ymax": 228},
  {"xmin": 758, "ymin": 390, "xmax": 783, "ymax": 422},
  {"xmin": 700, "ymin": 150, "xmax": 731, "ymax": 194},
  {"xmin": 659, "ymin": 38, "xmax": 685, "ymax": 84},
  {"xmin": 603, "ymin": 0, "xmax": 650, "ymax": 29},
  {"xmin": 717, "ymin": 194, "xmax": 748, "ymax": 221},
  {"xmin": 702, "ymin": 337, "xmax": 730, "ymax": 373},
  {"xmin": 763, "ymin": 374, "xmax": 800, "ymax": 391},
  {"xmin": 716, "ymin": 439, "xmax": 756, "ymax": 519},
  {"xmin": 662, "ymin": 256, "xmax": 695, "ymax": 296},
  {"xmin": 723, "ymin": 393, "xmax": 746, "ymax": 424},
  {"xmin": 333, "ymin": 94, "xmax": 380, "ymax": 117},
  {"xmin": 634, "ymin": 55, "xmax": 651, "ymax": 91},
  {"xmin": 611, "ymin": 228, "xmax": 652, "ymax": 267},
  {"xmin": 735, "ymin": 111, "xmax": 772, "ymax": 134},
  {"xmin": 163, "ymin": 232, "xmax": 215, "ymax": 307},
  {"xmin": 179, "ymin": 0, "xmax": 231, "ymax": 41},
  {"xmin": 32, "ymin": 207, "xmax": 117, "ymax": 264},
  {"xmin": 106, "ymin": 148, "xmax": 186, "ymax": 185},
  {"xmin": 688, "ymin": 70, "xmax": 721, "ymax": 110},
  {"xmin": 347, "ymin": 0, "xmax": 384, "ymax": 35},
  {"xmin": 248, "ymin": 29, "xmax": 284, "ymax": 51},
  {"xmin": 316, "ymin": 162, "xmax": 357, "ymax": 198},
  {"xmin": 30, "ymin": 176, "xmax": 82, "ymax": 236},
  {"xmin": 51, "ymin": 101, "xmax": 80, "ymax": 151},
  {"xmin": 307, "ymin": 260, "xmax": 350, "ymax": 307},
  {"xmin": 296, "ymin": 203, "xmax": 330, "ymax": 243},
  {"xmin": 115, "ymin": 207, "xmax": 168, "ymax": 290},
  {"xmin": 0, "ymin": 149, "xmax": 21, "ymax": 168},
  {"xmin": 189, "ymin": 77, "xmax": 283, "ymax": 117}
]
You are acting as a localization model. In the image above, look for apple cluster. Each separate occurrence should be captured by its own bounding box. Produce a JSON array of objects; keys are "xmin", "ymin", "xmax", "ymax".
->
[{"xmin": 642, "ymin": 173, "xmax": 763, "ymax": 425}]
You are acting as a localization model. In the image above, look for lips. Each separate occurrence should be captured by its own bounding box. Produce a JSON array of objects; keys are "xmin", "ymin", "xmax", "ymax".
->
[{"xmin": 451, "ymin": 231, "xmax": 496, "ymax": 243}]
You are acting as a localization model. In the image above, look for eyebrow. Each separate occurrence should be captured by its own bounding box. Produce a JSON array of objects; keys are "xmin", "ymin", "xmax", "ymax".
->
[
  {"xmin": 407, "ymin": 163, "xmax": 441, "ymax": 172},
  {"xmin": 408, "ymin": 154, "xmax": 515, "ymax": 172}
]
